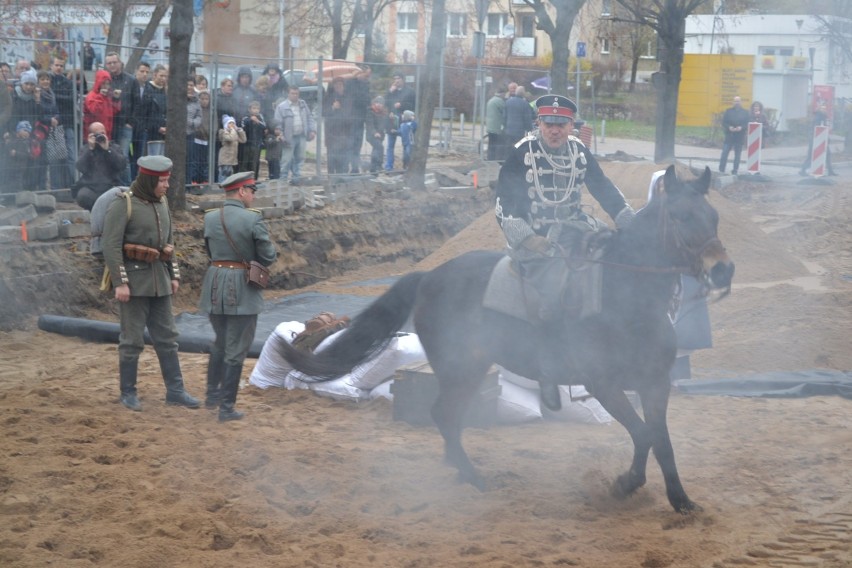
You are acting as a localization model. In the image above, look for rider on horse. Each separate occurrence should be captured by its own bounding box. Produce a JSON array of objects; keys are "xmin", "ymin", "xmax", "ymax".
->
[{"xmin": 495, "ymin": 95, "xmax": 636, "ymax": 412}]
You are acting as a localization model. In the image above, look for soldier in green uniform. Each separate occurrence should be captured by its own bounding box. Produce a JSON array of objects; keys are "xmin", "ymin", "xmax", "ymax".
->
[
  {"xmin": 200, "ymin": 172, "xmax": 277, "ymax": 421},
  {"xmin": 102, "ymin": 155, "xmax": 201, "ymax": 412}
]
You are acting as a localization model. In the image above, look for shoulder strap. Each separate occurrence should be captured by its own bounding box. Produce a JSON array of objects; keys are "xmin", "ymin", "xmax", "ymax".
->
[
  {"xmin": 219, "ymin": 207, "xmax": 249, "ymax": 266},
  {"xmin": 120, "ymin": 191, "xmax": 132, "ymax": 218}
]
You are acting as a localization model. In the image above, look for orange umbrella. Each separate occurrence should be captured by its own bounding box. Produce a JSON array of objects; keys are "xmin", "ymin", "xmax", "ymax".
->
[{"xmin": 309, "ymin": 60, "xmax": 364, "ymax": 82}]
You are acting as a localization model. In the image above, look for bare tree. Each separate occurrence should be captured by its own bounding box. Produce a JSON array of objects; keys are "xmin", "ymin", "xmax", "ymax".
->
[
  {"xmin": 598, "ymin": 7, "xmax": 656, "ymax": 92},
  {"xmin": 405, "ymin": 0, "xmax": 447, "ymax": 189},
  {"xmin": 322, "ymin": 0, "xmax": 365, "ymax": 59},
  {"xmin": 165, "ymin": 0, "xmax": 192, "ymax": 210},
  {"xmin": 106, "ymin": 0, "xmax": 131, "ymax": 47},
  {"xmin": 126, "ymin": 0, "xmax": 172, "ymax": 71},
  {"xmin": 521, "ymin": 0, "xmax": 587, "ymax": 96},
  {"xmin": 614, "ymin": 0, "xmax": 710, "ymax": 163}
]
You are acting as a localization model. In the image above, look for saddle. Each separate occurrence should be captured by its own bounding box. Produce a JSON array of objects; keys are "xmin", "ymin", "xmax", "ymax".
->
[{"xmin": 483, "ymin": 232, "xmax": 609, "ymax": 324}]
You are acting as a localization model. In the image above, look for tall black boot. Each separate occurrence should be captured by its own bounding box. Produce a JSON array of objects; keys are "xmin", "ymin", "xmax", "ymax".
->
[
  {"xmin": 157, "ymin": 352, "xmax": 201, "ymax": 408},
  {"xmin": 537, "ymin": 322, "xmax": 565, "ymax": 412},
  {"xmin": 205, "ymin": 353, "xmax": 226, "ymax": 409},
  {"xmin": 218, "ymin": 363, "xmax": 245, "ymax": 422},
  {"xmin": 119, "ymin": 359, "xmax": 142, "ymax": 412}
]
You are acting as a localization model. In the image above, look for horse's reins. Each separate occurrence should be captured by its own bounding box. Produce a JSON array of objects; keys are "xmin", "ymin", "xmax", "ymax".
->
[{"xmin": 551, "ymin": 192, "xmax": 730, "ymax": 302}]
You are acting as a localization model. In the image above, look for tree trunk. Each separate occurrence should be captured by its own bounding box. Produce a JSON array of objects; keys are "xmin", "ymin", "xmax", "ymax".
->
[
  {"xmin": 526, "ymin": 0, "xmax": 585, "ymax": 98},
  {"xmin": 126, "ymin": 0, "xmax": 171, "ymax": 72},
  {"xmin": 654, "ymin": 18, "xmax": 685, "ymax": 163},
  {"xmin": 404, "ymin": 0, "xmax": 447, "ymax": 190},
  {"xmin": 165, "ymin": 0, "xmax": 193, "ymax": 210},
  {"xmin": 107, "ymin": 0, "xmax": 130, "ymax": 48}
]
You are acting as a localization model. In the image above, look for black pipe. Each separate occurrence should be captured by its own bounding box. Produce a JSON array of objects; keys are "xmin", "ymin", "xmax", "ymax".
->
[{"xmin": 37, "ymin": 314, "xmax": 264, "ymax": 358}]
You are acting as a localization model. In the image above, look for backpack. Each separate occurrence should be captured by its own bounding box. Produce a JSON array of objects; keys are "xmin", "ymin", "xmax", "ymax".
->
[{"xmin": 291, "ymin": 312, "xmax": 351, "ymax": 353}]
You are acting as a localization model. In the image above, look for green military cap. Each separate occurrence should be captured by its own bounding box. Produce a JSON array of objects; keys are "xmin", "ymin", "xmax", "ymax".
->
[
  {"xmin": 221, "ymin": 171, "xmax": 256, "ymax": 192},
  {"xmin": 137, "ymin": 155, "xmax": 174, "ymax": 176}
]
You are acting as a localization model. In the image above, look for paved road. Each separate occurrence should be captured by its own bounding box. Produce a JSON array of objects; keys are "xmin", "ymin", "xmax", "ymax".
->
[{"xmin": 447, "ymin": 126, "xmax": 847, "ymax": 181}]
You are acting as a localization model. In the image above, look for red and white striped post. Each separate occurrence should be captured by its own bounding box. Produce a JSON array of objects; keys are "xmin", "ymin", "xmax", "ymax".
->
[
  {"xmin": 809, "ymin": 125, "xmax": 830, "ymax": 177},
  {"xmin": 746, "ymin": 122, "xmax": 763, "ymax": 174}
]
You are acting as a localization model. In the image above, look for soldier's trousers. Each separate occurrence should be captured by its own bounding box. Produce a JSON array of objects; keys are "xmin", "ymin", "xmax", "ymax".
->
[
  {"xmin": 118, "ymin": 295, "xmax": 179, "ymax": 361},
  {"xmin": 209, "ymin": 314, "xmax": 258, "ymax": 366}
]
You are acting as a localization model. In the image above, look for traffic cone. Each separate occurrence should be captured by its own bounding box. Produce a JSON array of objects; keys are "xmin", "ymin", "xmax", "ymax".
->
[
  {"xmin": 21, "ymin": 220, "xmax": 28, "ymax": 243},
  {"xmin": 472, "ymin": 171, "xmax": 478, "ymax": 188}
]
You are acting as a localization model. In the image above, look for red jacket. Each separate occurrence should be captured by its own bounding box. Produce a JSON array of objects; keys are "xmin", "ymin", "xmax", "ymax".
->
[{"xmin": 83, "ymin": 70, "xmax": 121, "ymax": 142}]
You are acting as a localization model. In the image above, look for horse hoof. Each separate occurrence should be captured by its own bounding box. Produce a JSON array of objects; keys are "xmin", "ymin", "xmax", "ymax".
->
[
  {"xmin": 457, "ymin": 471, "xmax": 487, "ymax": 491},
  {"xmin": 612, "ymin": 473, "xmax": 646, "ymax": 499},
  {"xmin": 674, "ymin": 499, "xmax": 702, "ymax": 514}
]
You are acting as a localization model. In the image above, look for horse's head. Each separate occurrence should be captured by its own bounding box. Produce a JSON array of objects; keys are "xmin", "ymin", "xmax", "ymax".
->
[{"xmin": 651, "ymin": 165, "xmax": 735, "ymax": 292}]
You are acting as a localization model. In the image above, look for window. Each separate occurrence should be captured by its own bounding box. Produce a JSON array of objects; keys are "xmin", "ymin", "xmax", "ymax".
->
[
  {"xmin": 640, "ymin": 38, "xmax": 656, "ymax": 59},
  {"xmin": 486, "ymin": 13, "xmax": 509, "ymax": 37},
  {"xmin": 601, "ymin": 0, "xmax": 612, "ymax": 16},
  {"xmin": 519, "ymin": 14, "xmax": 535, "ymax": 38},
  {"xmin": 397, "ymin": 12, "xmax": 418, "ymax": 32},
  {"xmin": 447, "ymin": 13, "xmax": 467, "ymax": 37},
  {"xmin": 601, "ymin": 38, "xmax": 611, "ymax": 55},
  {"xmin": 759, "ymin": 46, "xmax": 794, "ymax": 56}
]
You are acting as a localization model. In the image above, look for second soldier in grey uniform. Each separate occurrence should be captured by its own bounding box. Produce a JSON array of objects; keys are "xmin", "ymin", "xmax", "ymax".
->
[{"xmin": 199, "ymin": 172, "xmax": 277, "ymax": 421}]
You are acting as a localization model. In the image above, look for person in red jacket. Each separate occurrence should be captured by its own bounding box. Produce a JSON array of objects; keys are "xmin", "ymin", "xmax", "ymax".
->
[{"xmin": 83, "ymin": 70, "xmax": 121, "ymax": 144}]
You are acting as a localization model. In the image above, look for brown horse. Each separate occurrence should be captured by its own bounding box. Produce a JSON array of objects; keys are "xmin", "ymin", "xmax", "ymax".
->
[{"xmin": 277, "ymin": 165, "xmax": 734, "ymax": 513}]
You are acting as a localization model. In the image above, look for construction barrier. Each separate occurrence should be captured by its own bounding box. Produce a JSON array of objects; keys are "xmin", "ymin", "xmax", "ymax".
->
[
  {"xmin": 746, "ymin": 122, "xmax": 762, "ymax": 174},
  {"xmin": 579, "ymin": 124, "xmax": 593, "ymax": 147},
  {"xmin": 809, "ymin": 125, "xmax": 829, "ymax": 177}
]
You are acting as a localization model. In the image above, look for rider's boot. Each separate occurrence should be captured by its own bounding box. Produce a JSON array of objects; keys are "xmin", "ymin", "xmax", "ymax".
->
[{"xmin": 537, "ymin": 320, "xmax": 564, "ymax": 412}]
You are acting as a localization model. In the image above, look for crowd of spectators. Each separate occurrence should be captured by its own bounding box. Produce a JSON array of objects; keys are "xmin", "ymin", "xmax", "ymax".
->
[{"xmin": 1, "ymin": 54, "xmax": 418, "ymax": 201}]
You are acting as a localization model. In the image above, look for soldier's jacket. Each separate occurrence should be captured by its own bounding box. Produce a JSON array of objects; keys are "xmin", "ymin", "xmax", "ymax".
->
[
  {"xmin": 101, "ymin": 193, "xmax": 180, "ymax": 295},
  {"xmin": 199, "ymin": 199, "xmax": 277, "ymax": 315}
]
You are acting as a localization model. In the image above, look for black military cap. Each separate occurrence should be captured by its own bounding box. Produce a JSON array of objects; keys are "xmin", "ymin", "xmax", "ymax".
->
[{"xmin": 535, "ymin": 95, "xmax": 578, "ymax": 124}]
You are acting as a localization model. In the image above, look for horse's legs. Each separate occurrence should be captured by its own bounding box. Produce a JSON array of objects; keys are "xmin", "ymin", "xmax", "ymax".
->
[
  {"xmin": 430, "ymin": 365, "xmax": 490, "ymax": 490},
  {"xmin": 589, "ymin": 383, "xmax": 653, "ymax": 499},
  {"xmin": 640, "ymin": 382, "xmax": 699, "ymax": 513}
]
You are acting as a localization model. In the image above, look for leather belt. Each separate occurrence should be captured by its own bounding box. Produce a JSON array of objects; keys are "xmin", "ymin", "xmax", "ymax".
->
[{"xmin": 211, "ymin": 261, "xmax": 246, "ymax": 269}]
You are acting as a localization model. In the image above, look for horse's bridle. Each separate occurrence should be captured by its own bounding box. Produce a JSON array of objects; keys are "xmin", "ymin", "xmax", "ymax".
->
[{"xmin": 554, "ymin": 190, "xmax": 728, "ymax": 299}]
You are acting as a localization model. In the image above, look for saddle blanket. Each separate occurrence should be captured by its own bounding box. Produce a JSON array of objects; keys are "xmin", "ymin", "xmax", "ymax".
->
[{"xmin": 482, "ymin": 254, "xmax": 603, "ymax": 323}]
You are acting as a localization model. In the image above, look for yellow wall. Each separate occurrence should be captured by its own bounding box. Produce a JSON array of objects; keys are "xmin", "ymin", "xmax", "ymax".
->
[{"xmin": 678, "ymin": 54, "xmax": 754, "ymax": 127}]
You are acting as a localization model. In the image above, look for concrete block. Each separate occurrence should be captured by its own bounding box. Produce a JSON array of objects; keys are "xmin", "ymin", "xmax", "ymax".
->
[
  {"xmin": 260, "ymin": 207, "xmax": 290, "ymax": 219},
  {"xmin": 57, "ymin": 210, "xmax": 91, "ymax": 224},
  {"xmin": 198, "ymin": 199, "xmax": 225, "ymax": 211},
  {"xmin": 51, "ymin": 189, "xmax": 74, "ymax": 203},
  {"xmin": 31, "ymin": 221, "xmax": 60, "ymax": 241},
  {"xmin": 35, "ymin": 194, "xmax": 57, "ymax": 212},
  {"xmin": 58, "ymin": 222, "xmax": 91, "ymax": 238},
  {"xmin": 14, "ymin": 192, "xmax": 37, "ymax": 207},
  {"xmin": 0, "ymin": 204, "xmax": 38, "ymax": 226},
  {"xmin": 0, "ymin": 225, "xmax": 24, "ymax": 243}
]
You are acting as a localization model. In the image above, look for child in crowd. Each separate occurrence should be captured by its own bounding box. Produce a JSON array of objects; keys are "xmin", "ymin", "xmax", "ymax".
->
[
  {"xmin": 366, "ymin": 96, "xmax": 386, "ymax": 175},
  {"xmin": 399, "ymin": 110, "xmax": 417, "ymax": 170},
  {"xmin": 240, "ymin": 100, "xmax": 266, "ymax": 179},
  {"xmin": 193, "ymin": 90, "xmax": 211, "ymax": 183},
  {"xmin": 217, "ymin": 114, "xmax": 245, "ymax": 183},
  {"xmin": 265, "ymin": 127, "xmax": 283, "ymax": 180},
  {"xmin": 4, "ymin": 121, "xmax": 35, "ymax": 193}
]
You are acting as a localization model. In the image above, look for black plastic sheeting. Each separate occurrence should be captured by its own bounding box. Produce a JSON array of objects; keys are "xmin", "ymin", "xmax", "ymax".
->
[
  {"xmin": 674, "ymin": 370, "xmax": 852, "ymax": 399},
  {"xmin": 38, "ymin": 290, "xmax": 383, "ymax": 359}
]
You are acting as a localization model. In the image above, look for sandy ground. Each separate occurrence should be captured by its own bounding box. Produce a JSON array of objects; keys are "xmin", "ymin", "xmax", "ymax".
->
[{"xmin": 1, "ymin": 161, "xmax": 851, "ymax": 567}]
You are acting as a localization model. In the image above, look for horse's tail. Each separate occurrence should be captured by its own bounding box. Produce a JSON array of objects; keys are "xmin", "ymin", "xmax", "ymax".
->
[{"xmin": 276, "ymin": 271, "xmax": 425, "ymax": 381}]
